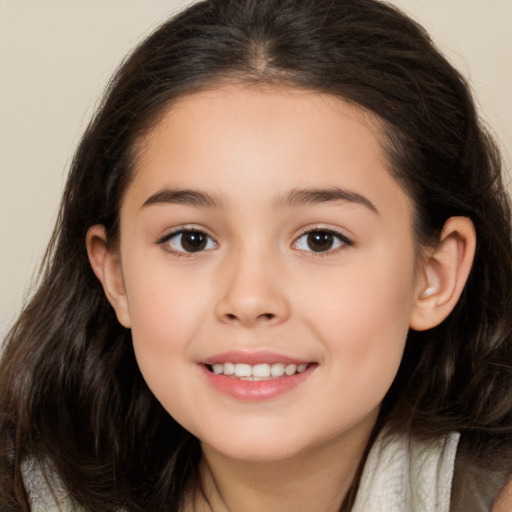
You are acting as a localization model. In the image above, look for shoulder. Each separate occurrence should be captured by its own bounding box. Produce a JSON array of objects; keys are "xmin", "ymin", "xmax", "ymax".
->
[
  {"xmin": 352, "ymin": 427, "xmax": 459, "ymax": 511},
  {"xmin": 21, "ymin": 459, "xmax": 80, "ymax": 512},
  {"xmin": 493, "ymin": 477, "xmax": 512, "ymax": 512},
  {"xmin": 450, "ymin": 433, "xmax": 512, "ymax": 512},
  {"xmin": 21, "ymin": 459, "xmax": 128, "ymax": 512}
]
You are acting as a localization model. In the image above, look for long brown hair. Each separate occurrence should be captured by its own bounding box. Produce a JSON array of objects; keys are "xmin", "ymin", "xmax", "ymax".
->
[{"xmin": 1, "ymin": 1, "xmax": 511, "ymax": 510}]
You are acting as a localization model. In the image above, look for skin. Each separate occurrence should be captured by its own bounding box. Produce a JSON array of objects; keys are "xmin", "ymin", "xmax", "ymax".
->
[
  {"xmin": 494, "ymin": 477, "xmax": 512, "ymax": 512},
  {"xmin": 87, "ymin": 84, "xmax": 476, "ymax": 511}
]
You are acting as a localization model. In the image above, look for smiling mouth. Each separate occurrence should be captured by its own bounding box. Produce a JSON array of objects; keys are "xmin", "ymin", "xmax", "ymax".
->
[{"xmin": 205, "ymin": 362, "xmax": 311, "ymax": 381}]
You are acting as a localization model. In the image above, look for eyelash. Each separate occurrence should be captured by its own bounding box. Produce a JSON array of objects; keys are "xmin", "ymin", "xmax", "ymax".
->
[
  {"xmin": 292, "ymin": 227, "xmax": 354, "ymax": 256},
  {"xmin": 157, "ymin": 226, "xmax": 353, "ymax": 257},
  {"xmin": 157, "ymin": 228, "xmax": 218, "ymax": 257}
]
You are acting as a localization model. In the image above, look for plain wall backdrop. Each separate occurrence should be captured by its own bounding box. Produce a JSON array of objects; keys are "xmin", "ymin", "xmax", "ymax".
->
[{"xmin": 1, "ymin": 0, "xmax": 511, "ymax": 339}]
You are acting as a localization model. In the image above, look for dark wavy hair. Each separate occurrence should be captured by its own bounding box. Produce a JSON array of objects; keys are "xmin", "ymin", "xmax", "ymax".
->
[{"xmin": 1, "ymin": 0, "xmax": 511, "ymax": 510}]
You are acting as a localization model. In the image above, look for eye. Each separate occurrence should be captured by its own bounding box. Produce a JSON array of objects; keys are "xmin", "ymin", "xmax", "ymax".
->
[
  {"xmin": 293, "ymin": 229, "xmax": 351, "ymax": 253},
  {"xmin": 161, "ymin": 229, "xmax": 217, "ymax": 253}
]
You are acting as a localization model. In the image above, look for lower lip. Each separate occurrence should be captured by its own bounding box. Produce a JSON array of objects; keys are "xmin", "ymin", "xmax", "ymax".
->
[{"xmin": 200, "ymin": 364, "xmax": 316, "ymax": 401}]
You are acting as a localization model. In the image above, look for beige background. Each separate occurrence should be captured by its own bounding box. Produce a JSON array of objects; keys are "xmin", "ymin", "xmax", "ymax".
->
[{"xmin": 1, "ymin": 0, "xmax": 511, "ymax": 339}]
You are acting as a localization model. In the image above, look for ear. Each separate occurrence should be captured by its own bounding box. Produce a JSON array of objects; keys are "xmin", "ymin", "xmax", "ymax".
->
[
  {"xmin": 409, "ymin": 216, "xmax": 476, "ymax": 331},
  {"xmin": 86, "ymin": 225, "xmax": 131, "ymax": 328}
]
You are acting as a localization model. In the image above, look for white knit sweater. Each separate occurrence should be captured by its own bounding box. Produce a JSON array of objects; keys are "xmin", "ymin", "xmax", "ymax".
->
[{"xmin": 23, "ymin": 428, "xmax": 460, "ymax": 511}]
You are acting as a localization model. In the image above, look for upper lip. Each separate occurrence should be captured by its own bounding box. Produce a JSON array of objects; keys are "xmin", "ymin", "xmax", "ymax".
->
[{"xmin": 201, "ymin": 350, "xmax": 312, "ymax": 366}]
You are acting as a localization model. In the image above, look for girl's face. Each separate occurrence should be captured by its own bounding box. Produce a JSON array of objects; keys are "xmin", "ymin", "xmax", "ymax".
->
[{"xmin": 112, "ymin": 85, "xmax": 426, "ymax": 461}]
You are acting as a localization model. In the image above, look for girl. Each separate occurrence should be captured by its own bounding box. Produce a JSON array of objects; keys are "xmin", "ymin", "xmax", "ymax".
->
[{"xmin": 1, "ymin": 0, "xmax": 511, "ymax": 510}]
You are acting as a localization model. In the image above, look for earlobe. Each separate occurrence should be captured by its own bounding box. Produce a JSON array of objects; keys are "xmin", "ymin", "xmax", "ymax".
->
[
  {"xmin": 410, "ymin": 217, "xmax": 476, "ymax": 331},
  {"xmin": 86, "ymin": 225, "xmax": 131, "ymax": 328}
]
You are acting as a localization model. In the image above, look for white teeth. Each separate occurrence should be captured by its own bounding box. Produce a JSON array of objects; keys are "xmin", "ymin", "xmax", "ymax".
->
[
  {"xmin": 270, "ymin": 363, "xmax": 285, "ymax": 377},
  {"xmin": 223, "ymin": 362, "xmax": 235, "ymax": 375},
  {"xmin": 285, "ymin": 364, "xmax": 297, "ymax": 376},
  {"xmin": 252, "ymin": 363, "xmax": 271, "ymax": 377},
  {"xmin": 234, "ymin": 363, "xmax": 252, "ymax": 377},
  {"xmin": 209, "ymin": 362, "xmax": 309, "ymax": 379}
]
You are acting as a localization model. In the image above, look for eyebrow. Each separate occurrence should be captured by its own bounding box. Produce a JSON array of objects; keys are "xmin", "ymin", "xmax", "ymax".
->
[
  {"xmin": 279, "ymin": 187, "xmax": 379, "ymax": 214},
  {"xmin": 141, "ymin": 188, "xmax": 224, "ymax": 209},
  {"xmin": 140, "ymin": 186, "xmax": 378, "ymax": 214}
]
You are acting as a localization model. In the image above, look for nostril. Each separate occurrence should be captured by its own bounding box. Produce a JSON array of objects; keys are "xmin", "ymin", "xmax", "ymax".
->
[{"xmin": 224, "ymin": 312, "xmax": 275, "ymax": 322}]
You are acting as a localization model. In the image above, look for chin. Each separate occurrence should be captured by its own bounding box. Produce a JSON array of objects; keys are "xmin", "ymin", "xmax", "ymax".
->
[
  {"xmin": 203, "ymin": 437, "xmax": 307, "ymax": 463},
  {"xmin": 196, "ymin": 419, "xmax": 324, "ymax": 463}
]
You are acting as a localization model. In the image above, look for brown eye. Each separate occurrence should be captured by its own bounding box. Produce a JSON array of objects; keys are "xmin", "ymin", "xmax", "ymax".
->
[
  {"xmin": 307, "ymin": 232, "xmax": 336, "ymax": 252},
  {"xmin": 294, "ymin": 230, "xmax": 350, "ymax": 253},
  {"xmin": 166, "ymin": 230, "xmax": 217, "ymax": 253}
]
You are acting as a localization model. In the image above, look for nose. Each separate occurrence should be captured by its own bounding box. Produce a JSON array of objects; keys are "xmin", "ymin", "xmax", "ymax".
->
[{"xmin": 214, "ymin": 250, "xmax": 290, "ymax": 327}]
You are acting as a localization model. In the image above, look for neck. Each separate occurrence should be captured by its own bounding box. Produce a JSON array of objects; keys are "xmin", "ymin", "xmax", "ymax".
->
[{"xmin": 191, "ymin": 419, "xmax": 376, "ymax": 512}]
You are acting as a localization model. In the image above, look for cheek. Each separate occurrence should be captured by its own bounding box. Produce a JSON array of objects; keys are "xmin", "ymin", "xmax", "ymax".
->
[
  {"xmin": 121, "ymin": 257, "xmax": 208, "ymax": 387},
  {"xmin": 124, "ymin": 273, "xmax": 209, "ymax": 428},
  {"xmin": 302, "ymin": 252, "xmax": 415, "ymax": 390},
  {"xmin": 124, "ymin": 249, "xmax": 206, "ymax": 333}
]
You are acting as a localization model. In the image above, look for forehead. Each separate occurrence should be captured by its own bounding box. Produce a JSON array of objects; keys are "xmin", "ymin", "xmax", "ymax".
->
[
  {"xmin": 127, "ymin": 84, "xmax": 413, "ymax": 222},
  {"xmin": 138, "ymin": 84, "xmax": 387, "ymax": 168}
]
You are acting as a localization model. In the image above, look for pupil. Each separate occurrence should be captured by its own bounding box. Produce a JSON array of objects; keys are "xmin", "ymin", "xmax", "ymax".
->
[
  {"xmin": 307, "ymin": 231, "xmax": 334, "ymax": 252},
  {"xmin": 182, "ymin": 232, "xmax": 207, "ymax": 252}
]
